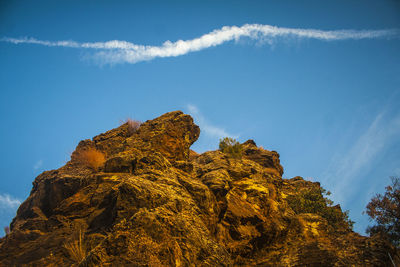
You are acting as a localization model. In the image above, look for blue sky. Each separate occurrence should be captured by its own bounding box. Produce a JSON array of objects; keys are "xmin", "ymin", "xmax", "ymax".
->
[{"xmin": 0, "ymin": 0, "xmax": 399, "ymax": 235}]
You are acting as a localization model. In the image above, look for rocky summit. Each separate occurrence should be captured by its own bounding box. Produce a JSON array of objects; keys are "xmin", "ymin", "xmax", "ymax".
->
[{"xmin": 0, "ymin": 111, "xmax": 398, "ymax": 266}]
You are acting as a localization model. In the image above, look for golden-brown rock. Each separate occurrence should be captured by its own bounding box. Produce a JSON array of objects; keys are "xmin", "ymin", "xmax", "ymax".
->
[{"xmin": 0, "ymin": 111, "xmax": 398, "ymax": 266}]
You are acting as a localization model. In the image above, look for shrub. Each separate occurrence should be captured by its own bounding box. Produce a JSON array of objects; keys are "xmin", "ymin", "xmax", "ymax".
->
[
  {"xmin": 74, "ymin": 147, "xmax": 105, "ymax": 171},
  {"xmin": 365, "ymin": 177, "xmax": 400, "ymax": 247},
  {"xmin": 124, "ymin": 118, "xmax": 142, "ymax": 136},
  {"xmin": 219, "ymin": 137, "xmax": 242, "ymax": 158},
  {"xmin": 286, "ymin": 186, "xmax": 354, "ymax": 231}
]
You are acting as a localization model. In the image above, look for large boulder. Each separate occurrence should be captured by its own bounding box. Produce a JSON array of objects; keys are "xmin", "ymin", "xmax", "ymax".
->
[{"xmin": 0, "ymin": 111, "xmax": 398, "ymax": 266}]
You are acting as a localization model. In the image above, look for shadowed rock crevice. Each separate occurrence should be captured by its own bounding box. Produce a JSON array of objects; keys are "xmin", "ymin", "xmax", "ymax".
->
[{"xmin": 0, "ymin": 111, "xmax": 398, "ymax": 266}]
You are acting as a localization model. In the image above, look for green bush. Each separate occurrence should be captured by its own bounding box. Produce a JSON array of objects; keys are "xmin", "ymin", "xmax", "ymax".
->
[
  {"xmin": 287, "ymin": 186, "xmax": 354, "ymax": 231},
  {"xmin": 219, "ymin": 137, "xmax": 243, "ymax": 158}
]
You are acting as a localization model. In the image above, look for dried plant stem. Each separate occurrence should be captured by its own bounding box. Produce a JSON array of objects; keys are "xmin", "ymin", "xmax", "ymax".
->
[{"xmin": 64, "ymin": 229, "xmax": 87, "ymax": 264}]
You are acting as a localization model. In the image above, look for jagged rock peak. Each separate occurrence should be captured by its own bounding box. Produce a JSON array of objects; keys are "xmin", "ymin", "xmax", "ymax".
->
[{"xmin": 73, "ymin": 110, "xmax": 200, "ymax": 163}]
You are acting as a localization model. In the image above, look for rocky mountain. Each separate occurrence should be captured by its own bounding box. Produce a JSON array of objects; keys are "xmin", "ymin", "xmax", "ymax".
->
[{"xmin": 0, "ymin": 111, "xmax": 398, "ymax": 266}]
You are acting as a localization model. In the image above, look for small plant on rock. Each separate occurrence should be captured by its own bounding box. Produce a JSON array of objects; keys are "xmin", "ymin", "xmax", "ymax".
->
[
  {"xmin": 74, "ymin": 147, "xmax": 105, "ymax": 171},
  {"xmin": 219, "ymin": 137, "xmax": 243, "ymax": 158},
  {"xmin": 124, "ymin": 118, "xmax": 142, "ymax": 136},
  {"xmin": 64, "ymin": 229, "xmax": 87, "ymax": 264}
]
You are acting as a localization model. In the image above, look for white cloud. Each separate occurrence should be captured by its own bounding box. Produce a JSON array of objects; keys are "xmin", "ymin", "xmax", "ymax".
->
[
  {"xmin": 0, "ymin": 194, "xmax": 21, "ymax": 210},
  {"xmin": 1, "ymin": 24, "xmax": 398, "ymax": 64},
  {"xmin": 323, "ymin": 109, "xmax": 400, "ymax": 204},
  {"xmin": 33, "ymin": 159, "xmax": 43, "ymax": 170},
  {"xmin": 186, "ymin": 104, "xmax": 236, "ymax": 140}
]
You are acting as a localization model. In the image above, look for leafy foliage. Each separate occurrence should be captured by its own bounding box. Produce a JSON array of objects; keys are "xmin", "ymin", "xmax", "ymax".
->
[
  {"xmin": 219, "ymin": 137, "xmax": 243, "ymax": 158},
  {"xmin": 365, "ymin": 177, "xmax": 400, "ymax": 247},
  {"xmin": 287, "ymin": 186, "xmax": 354, "ymax": 231}
]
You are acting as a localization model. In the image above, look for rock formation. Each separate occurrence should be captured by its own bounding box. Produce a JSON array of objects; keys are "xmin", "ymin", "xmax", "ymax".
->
[{"xmin": 0, "ymin": 111, "xmax": 398, "ymax": 266}]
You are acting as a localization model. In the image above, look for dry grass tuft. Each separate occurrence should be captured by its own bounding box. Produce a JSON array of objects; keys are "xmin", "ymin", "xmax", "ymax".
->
[
  {"xmin": 74, "ymin": 147, "xmax": 105, "ymax": 171},
  {"xmin": 64, "ymin": 229, "xmax": 87, "ymax": 264},
  {"xmin": 124, "ymin": 118, "xmax": 142, "ymax": 136}
]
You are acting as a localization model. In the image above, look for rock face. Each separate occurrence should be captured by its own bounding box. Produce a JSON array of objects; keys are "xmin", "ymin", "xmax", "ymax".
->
[{"xmin": 0, "ymin": 111, "xmax": 398, "ymax": 266}]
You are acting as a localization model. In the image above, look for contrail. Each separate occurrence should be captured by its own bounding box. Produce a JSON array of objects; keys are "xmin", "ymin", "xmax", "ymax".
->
[{"xmin": 1, "ymin": 24, "xmax": 398, "ymax": 64}]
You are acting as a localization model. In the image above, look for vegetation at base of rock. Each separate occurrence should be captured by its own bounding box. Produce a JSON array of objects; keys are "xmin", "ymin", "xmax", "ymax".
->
[
  {"xmin": 63, "ymin": 229, "xmax": 87, "ymax": 264},
  {"xmin": 219, "ymin": 137, "xmax": 242, "ymax": 158},
  {"xmin": 124, "ymin": 118, "xmax": 142, "ymax": 136},
  {"xmin": 287, "ymin": 186, "xmax": 354, "ymax": 231},
  {"xmin": 365, "ymin": 176, "xmax": 400, "ymax": 247},
  {"xmin": 73, "ymin": 147, "xmax": 105, "ymax": 171}
]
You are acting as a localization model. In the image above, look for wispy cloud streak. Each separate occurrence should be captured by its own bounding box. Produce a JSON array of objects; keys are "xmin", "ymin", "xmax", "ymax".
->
[
  {"xmin": 323, "ymin": 109, "xmax": 400, "ymax": 204},
  {"xmin": 186, "ymin": 104, "xmax": 236, "ymax": 140},
  {"xmin": 33, "ymin": 159, "xmax": 43, "ymax": 171},
  {"xmin": 0, "ymin": 194, "xmax": 21, "ymax": 210},
  {"xmin": 1, "ymin": 24, "xmax": 398, "ymax": 64}
]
